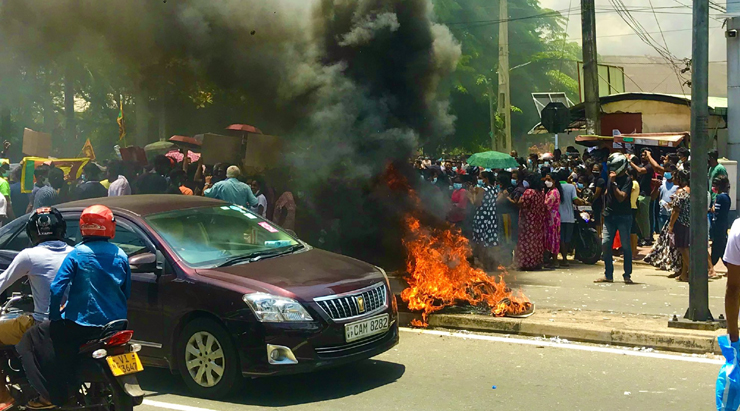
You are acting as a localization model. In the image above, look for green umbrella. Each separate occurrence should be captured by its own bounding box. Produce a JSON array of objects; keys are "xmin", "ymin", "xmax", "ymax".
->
[{"xmin": 467, "ymin": 151, "xmax": 519, "ymax": 169}]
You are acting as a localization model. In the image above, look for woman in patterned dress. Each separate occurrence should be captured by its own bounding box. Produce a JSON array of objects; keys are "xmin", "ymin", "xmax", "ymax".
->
[
  {"xmin": 515, "ymin": 173, "xmax": 546, "ymax": 270},
  {"xmin": 668, "ymin": 170, "xmax": 691, "ymax": 282},
  {"xmin": 543, "ymin": 173, "xmax": 562, "ymax": 268},
  {"xmin": 471, "ymin": 171, "xmax": 499, "ymax": 271}
]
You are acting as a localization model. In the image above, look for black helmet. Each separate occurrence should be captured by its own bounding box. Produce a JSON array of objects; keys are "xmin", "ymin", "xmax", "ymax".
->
[
  {"xmin": 26, "ymin": 207, "xmax": 66, "ymax": 246},
  {"xmin": 607, "ymin": 152, "xmax": 628, "ymax": 175}
]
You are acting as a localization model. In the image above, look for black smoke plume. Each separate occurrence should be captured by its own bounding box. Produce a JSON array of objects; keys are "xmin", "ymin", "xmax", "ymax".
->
[{"xmin": 0, "ymin": 0, "xmax": 460, "ymax": 269}]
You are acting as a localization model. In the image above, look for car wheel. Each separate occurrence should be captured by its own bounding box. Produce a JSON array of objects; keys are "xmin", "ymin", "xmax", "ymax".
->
[{"xmin": 176, "ymin": 318, "xmax": 242, "ymax": 399}]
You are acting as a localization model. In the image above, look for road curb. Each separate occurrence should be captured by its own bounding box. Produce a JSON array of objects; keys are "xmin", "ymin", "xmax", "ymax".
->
[{"xmin": 399, "ymin": 312, "xmax": 721, "ymax": 355}]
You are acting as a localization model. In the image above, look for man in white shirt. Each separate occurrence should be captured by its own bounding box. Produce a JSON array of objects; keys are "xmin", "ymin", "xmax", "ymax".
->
[
  {"xmin": 107, "ymin": 160, "xmax": 131, "ymax": 197},
  {"xmin": 723, "ymin": 218, "xmax": 740, "ymax": 343},
  {"xmin": 0, "ymin": 208, "xmax": 72, "ymax": 410}
]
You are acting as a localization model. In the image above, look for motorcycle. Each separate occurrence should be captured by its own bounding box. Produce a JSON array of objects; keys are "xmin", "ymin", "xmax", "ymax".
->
[
  {"xmin": 573, "ymin": 206, "xmax": 601, "ymax": 264},
  {"xmin": 0, "ymin": 293, "xmax": 145, "ymax": 410}
]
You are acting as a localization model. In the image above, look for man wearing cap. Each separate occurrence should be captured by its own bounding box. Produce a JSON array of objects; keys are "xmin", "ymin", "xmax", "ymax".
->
[{"xmin": 595, "ymin": 152, "xmax": 635, "ymax": 284}]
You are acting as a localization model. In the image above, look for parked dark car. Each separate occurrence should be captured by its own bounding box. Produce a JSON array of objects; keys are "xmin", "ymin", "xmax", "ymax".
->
[{"xmin": 0, "ymin": 195, "xmax": 398, "ymax": 398}]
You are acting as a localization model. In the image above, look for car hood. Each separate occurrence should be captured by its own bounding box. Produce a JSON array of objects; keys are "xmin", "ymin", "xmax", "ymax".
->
[{"xmin": 194, "ymin": 248, "xmax": 385, "ymax": 300}]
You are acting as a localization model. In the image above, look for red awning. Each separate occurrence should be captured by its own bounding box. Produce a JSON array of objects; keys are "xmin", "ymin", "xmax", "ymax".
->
[
  {"xmin": 613, "ymin": 132, "xmax": 687, "ymax": 148},
  {"xmin": 225, "ymin": 124, "xmax": 263, "ymax": 134}
]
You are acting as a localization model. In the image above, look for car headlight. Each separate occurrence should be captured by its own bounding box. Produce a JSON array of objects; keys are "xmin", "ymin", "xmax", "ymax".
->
[{"xmin": 243, "ymin": 293, "xmax": 314, "ymax": 322}]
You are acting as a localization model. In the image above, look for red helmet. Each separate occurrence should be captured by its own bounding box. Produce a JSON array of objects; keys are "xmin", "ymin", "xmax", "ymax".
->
[{"xmin": 80, "ymin": 205, "xmax": 116, "ymax": 238}]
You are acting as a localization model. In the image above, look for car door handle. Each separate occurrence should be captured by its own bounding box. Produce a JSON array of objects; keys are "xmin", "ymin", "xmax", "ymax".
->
[{"xmin": 132, "ymin": 272, "xmax": 158, "ymax": 284}]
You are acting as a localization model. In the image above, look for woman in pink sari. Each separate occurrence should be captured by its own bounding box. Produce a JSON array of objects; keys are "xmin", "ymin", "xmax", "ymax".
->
[{"xmin": 543, "ymin": 173, "xmax": 562, "ymax": 268}]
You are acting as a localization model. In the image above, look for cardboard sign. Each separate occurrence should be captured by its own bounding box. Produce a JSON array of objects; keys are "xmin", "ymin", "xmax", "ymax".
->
[
  {"xmin": 22, "ymin": 128, "xmax": 51, "ymax": 158},
  {"xmin": 119, "ymin": 146, "xmax": 148, "ymax": 166},
  {"xmin": 243, "ymin": 134, "xmax": 283, "ymax": 174},
  {"xmin": 199, "ymin": 133, "xmax": 244, "ymax": 165}
]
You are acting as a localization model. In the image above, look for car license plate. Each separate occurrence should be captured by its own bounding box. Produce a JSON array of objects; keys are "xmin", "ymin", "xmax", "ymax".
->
[
  {"xmin": 345, "ymin": 314, "xmax": 390, "ymax": 343},
  {"xmin": 106, "ymin": 353, "xmax": 144, "ymax": 377}
]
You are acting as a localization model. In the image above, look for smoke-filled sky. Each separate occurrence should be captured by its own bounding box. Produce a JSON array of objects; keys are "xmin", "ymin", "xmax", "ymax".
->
[{"xmin": 540, "ymin": 0, "xmax": 727, "ymax": 62}]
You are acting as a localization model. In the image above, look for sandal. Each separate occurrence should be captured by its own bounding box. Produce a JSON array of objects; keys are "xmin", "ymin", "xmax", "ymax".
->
[
  {"xmin": 594, "ymin": 277, "xmax": 613, "ymax": 283},
  {"xmin": 26, "ymin": 397, "xmax": 54, "ymax": 410}
]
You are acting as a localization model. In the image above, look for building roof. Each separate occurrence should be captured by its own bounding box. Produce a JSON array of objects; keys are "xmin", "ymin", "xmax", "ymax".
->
[{"xmin": 529, "ymin": 92, "xmax": 727, "ymax": 134}]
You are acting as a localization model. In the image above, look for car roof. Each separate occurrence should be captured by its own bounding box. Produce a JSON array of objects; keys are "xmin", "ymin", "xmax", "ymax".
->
[{"xmin": 58, "ymin": 195, "xmax": 228, "ymax": 217}]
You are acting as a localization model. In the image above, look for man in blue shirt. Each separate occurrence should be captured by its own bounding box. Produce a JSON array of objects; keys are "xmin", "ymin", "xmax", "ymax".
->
[
  {"xmin": 18, "ymin": 205, "xmax": 131, "ymax": 408},
  {"xmin": 204, "ymin": 165, "xmax": 259, "ymax": 207}
]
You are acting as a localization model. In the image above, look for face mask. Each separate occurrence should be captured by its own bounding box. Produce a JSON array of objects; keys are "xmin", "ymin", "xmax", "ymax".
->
[
  {"xmin": 511, "ymin": 179, "xmax": 517, "ymax": 186},
  {"xmin": 477, "ymin": 179, "xmax": 484, "ymax": 187},
  {"xmin": 431, "ymin": 178, "xmax": 437, "ymax": 184},
  {"xmin": 523, "ymin": 180, "xmax": 530, "ymax": 188},
  {"xmin": 453, "ymin": 183, "xmax": 463, "ymax": 190},
  {"xmin": 664, "ymin": 172, "xmax": 672, "ymax": 180},
  {"xmin": 452, "ymin": 167, "xmax": 458, "ymax": 172},
  {"xmin": 545, "ymin": 181, "xmax": 553, "ymax": 188},
  {"xmin": 577, "ymin": 183, "xmax": 584, "ymax": 189}
]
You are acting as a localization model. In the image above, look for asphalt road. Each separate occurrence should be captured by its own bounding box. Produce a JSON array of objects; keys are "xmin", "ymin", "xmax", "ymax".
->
[{"xmin": 134, "ymin": 328, "xmax": 721, "ymax": 411}]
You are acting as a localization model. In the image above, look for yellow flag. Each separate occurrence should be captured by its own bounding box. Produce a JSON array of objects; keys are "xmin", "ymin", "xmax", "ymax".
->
[
  {"xmin": 117, "ymin": 98, "xmax": 126, "ymax": 141},
  {"xmin": 80, "ymin": 138, "xmax": 96, "ymax": 161}
]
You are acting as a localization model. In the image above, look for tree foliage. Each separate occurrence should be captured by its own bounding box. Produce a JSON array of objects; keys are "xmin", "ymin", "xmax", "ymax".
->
[{"xmin": 431, "ymin": 0, "xmax": 581, "ymax": 153}]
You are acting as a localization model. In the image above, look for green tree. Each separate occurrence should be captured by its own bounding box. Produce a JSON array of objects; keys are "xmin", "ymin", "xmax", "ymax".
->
[{"xmin": 432, "ymin": 0, "xmax": 580, "ymax": 153}]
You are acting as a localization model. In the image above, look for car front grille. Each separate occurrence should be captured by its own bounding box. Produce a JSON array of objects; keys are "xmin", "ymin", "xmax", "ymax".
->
[{"xmin": 315, "ymin": 283, "xmax": 387, "ymax": 321}]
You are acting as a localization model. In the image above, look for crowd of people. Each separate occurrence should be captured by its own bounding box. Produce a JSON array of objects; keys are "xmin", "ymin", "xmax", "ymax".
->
[
  {"xmin": 0, "ymin": 150, "xmax": 296, "ymax": 231},
  {"xmin": 415, "ymin": 144, "xmax": 730, "ymax": 284}
]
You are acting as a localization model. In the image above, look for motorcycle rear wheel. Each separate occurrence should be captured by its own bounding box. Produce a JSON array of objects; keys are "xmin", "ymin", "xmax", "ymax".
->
[{"xmin": 576, "ymin": 231, "xmax": 601, "ymax": 264}]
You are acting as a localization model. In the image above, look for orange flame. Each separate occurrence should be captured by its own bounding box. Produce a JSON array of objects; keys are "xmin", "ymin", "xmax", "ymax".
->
[{"xmin": 387, "ymin": 164, "xmax": 532, "ymax": 326}]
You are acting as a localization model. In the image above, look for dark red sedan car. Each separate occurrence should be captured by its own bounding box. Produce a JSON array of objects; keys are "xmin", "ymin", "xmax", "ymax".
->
[{"xmin": 0, "ymin": 195, "xmax": 398, "ymax": 398}]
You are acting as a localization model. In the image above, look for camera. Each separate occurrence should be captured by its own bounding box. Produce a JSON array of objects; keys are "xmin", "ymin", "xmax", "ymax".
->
[{"xmin": 727, "ymin": 29, "xmax": 738, "ymax": 38}]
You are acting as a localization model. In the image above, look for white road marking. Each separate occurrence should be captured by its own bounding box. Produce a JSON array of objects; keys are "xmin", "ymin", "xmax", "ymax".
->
[
  {"xmin": 400, "ymin": 327, "xmax": 724, "ymax": 365},
  {"xmin": 143, "ymin": 399, "xmax": 219, "ymax": 411}
]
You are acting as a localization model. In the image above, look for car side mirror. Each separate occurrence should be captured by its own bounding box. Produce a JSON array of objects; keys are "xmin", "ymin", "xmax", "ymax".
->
[{"xmin": 129, "ymin": 252, "xmax": 156, "ymax": 273}]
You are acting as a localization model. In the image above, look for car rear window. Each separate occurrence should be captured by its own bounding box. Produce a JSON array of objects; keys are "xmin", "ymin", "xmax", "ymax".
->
[{"xmin": 145, "ymin": 205, "xmax": 299, "ymax": 268}]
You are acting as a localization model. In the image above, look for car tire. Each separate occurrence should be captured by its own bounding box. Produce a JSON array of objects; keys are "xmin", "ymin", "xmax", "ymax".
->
[{"xmin": 176, "ymin": 318, "xmax": 242, "ymax": 399}]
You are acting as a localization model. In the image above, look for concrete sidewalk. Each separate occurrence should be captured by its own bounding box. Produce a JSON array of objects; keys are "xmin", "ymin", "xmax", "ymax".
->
[{"xmin": 389, "ymin": 256, "xmax": 729, "ymax": 354}]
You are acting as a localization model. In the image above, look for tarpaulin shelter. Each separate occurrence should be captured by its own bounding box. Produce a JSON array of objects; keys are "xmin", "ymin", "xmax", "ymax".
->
[{"xmin": 575, "ymin": 132, "xmax": 688, "ymax": 152}]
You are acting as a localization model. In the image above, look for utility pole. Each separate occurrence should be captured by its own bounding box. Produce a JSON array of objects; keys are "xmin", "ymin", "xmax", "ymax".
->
[
  {"xmin": 497, "ymin": 0, "xmax": 512, "ymax": 152},
  {"xmin": 728, "ymin": 0, "xmax": 740, "ymax": 211},
  {"xmin": 581, "ymin": 0, "xmax": 600, "ymax": 135},
  {"xmin": 686, "ymin": 0, "xmax": 712, "ymax": 322},
  {"xmin": 488, "ymin": 83, "xmax": 496, "ymax": 151}
]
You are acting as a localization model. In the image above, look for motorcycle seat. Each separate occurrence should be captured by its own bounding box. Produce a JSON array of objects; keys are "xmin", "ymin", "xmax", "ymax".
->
[{"xmin": 99, "ymin": 320, "xmax": 128, "ymax": 338}]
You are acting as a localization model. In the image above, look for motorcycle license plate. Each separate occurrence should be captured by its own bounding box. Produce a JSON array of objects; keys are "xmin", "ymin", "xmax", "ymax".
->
[{"xmin": 106, "ymin": 353, "xmax": 144, "ymax": 376}]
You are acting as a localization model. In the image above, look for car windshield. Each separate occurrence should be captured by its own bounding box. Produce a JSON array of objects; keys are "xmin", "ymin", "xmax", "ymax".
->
[{"xmin": 145, "ymin": 205, "xmax": 301, "ymax": 268}]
